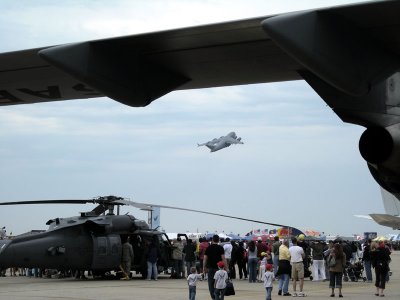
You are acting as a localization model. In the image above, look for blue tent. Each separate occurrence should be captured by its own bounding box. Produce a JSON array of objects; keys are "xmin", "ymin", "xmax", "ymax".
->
[{"xmin": 226, "ymin": 233, "xmax": 242, "ymax": 241}]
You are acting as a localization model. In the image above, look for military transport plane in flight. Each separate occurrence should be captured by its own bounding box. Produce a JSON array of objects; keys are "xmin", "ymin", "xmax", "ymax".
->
[
  {"xmin": 198, "ymin": 132, "xmax": 243, "ymax": 152},
  {"xmin": 1, "ymin": 1, "xmax": 400, "ymax": 203}
]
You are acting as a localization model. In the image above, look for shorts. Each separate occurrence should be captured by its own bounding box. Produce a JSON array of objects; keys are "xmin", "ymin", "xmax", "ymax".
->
[{"xmin": 291, "ymin": 262, "xmax": 304, "ymax": 280}]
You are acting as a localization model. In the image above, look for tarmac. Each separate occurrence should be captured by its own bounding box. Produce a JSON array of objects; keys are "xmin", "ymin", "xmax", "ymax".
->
[{"xmin": 0, "ymin": 251, "xmax": 398, "ymax": 300}]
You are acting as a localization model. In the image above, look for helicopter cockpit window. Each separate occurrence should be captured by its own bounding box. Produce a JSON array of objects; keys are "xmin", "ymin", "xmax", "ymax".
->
[{"xmin": 161, "ymin": 233, "xmax": 170, "ymax": 242}]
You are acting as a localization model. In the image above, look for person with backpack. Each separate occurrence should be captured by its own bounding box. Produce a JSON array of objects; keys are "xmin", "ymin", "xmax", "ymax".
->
[{"xmin": 328, "ymin": 243, "xmax": 346, "ymax": 297}]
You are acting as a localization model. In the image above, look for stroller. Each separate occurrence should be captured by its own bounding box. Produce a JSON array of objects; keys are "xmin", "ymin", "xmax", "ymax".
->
[
  {"xmin": 343, "ymin": 259, "xmax": 366, "ymax": 282},
  {"xmin": 304, "ymin": 255, "xmax": 313, "ymax": 280}
]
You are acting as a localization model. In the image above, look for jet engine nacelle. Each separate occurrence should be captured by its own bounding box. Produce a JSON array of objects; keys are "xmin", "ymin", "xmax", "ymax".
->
[{"xmin": 359, "ymin": 125, "xmax": 400, "ymax": 194}]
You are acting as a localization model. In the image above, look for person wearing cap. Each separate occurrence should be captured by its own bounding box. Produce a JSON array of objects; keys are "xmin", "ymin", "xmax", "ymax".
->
[
  {"xmin": 214, "ymin": 261, "xmax": 228, "ymax": 300},
  {"xmin": 257, "ymin": 251, "xmax": 271, "ymax": 283},
  {"xmin": 204, "ymin": 235, "xmax": 227, "ymax": 299}
]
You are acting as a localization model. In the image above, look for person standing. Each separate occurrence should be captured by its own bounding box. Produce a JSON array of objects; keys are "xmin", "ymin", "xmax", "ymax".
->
[
  {"xmin": 184, "ymin": 239, "xmax": 197, "ymax": 277},
  {"xmin": 199, "ymin": 237, "xmax": 210, "ymax": 277},
  {"xmin": 263, "ymin": 264, "xmax": 275, "ymax": 300},
  {"xmin": 121, "ymin": 236, "xmax": 134, "ymax": 280},
  {"xmin": 276, "ymin": 240, "xmax": 291, "ymax": 296},
  {"xmin": 172, "ymin": 237, "xmax": 184, "ymax": 278},
  {"xmin": 187, "ymin": 266, "xmax": 203, "ymax": 300},
  {"xmin": 257, "ymin": 237, "xmax": 268, "ymax": 259},
  {"xmin": 310, "ymin": 240, "xmax": 326, "ymax": 281},
  {"xmin": 146, "ymin": 238, "xmax": 160, "ymax": 280},
  {"xmin": 372, "ymin": 240, "xmax": 391, "ymax": 297},
  {"xmin": 257, "ymin": 251, "xmax": 271, "ymax": 283},
  {"xmin": 203, "ymin": 235, "xmax": 227, "ymax": 300},
  {"xmin": 247, "ymin": 240, "xmax": 258, "ymax": 283},
  {"xmin": 289, "ymin": 237, "xmax": 306, "ymax": 297},
  {"xmin": 236, "ymin": 241, "xmax": 248, "ymax": 280},
  {"xmin": 0, "ymin": 227, "xmax": 6, "ymax": 239},
  {"xmin": 223, "ymin": 238, "xmax": 233, "ymax": 276},
  {"xmin": 328, "ymin": 243, "xmax": 346, "ymax": 297},
  {"xmin": 362, "ymin": 239, "xmax": 373, "ymax": 283},
  {"xmin": 229, "ymin": 241, "xmax": 238, "ymax": 279},
  {"xmin": 272, "ymin": 236, "xmax": 281, "ymax": 277},
  {"xmin": 214, "ymin": 261, "xmax": 228, "ymax": 300}
]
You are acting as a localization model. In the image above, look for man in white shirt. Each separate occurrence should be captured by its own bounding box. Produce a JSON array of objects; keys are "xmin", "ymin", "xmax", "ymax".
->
[
  {"xmin": 289, "ymin": 237, "xmax": 305, "ymax": 297},
  {"xmin": 223, "ymin": 238, "xmax": 233, "ymax": 272}
]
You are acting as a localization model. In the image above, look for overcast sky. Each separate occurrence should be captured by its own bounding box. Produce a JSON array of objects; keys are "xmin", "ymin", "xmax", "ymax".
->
[{"xmin": 1, "ymin": 0, "xmax": 394, "ymax": 237}]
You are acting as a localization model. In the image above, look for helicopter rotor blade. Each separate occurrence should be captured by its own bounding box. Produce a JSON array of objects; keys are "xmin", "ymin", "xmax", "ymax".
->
[
  {"xmin": 0, "ymin": 199, "xmax": 94, "ymax": 205},
  {"xmin": 0, "ymin": 197, "xmax": 290, "ymax": 228},
  {"xmin": 121, "ymin": 200, "xmax": 288, "ymax": 228},
  {"xmin": 113, "ymin": 199, "xmax": 153, "ymax": 210},
  {"xmin": 0, "ymin": 196, "xmax": 128, "ymax": 206}
]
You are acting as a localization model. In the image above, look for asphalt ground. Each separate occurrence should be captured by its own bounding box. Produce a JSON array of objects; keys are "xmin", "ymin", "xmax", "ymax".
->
[{"xmin": 0, "ymin": 251, "xmax": 398, "ymax": 300}]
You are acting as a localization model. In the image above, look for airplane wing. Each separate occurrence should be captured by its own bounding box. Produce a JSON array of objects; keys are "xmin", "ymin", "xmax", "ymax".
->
[
  {"xmin": 355, "ymin": 187, "xmax": 400, "ymax": 229},
  {"xmin": 354, "ymin": 214, "xmax": 373, "ymax": 220},
  {"xmin": 1, "ymin": 0, "xmax": 398, "ymax": 109},
  {"xmin": 369, "ymin": 214, "xmax": 400, "ymax": 230},
  {"xmin": 3, "ymin": 1, "xmax": 400, "ymax": 196},
  {"xmin": 197, "ymin": 138, "xmax": 221, "ymax": 147},
  {"xmin": 223, "ymin": 136, "xmax": 244, "ymax": 145},
  {"xmin": 0, "ymin": 15, "xmax": 298, "ymax": 107}
]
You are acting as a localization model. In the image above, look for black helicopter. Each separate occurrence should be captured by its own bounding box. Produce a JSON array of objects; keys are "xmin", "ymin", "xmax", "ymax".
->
[{"xmin": 0, "ymin": 195, "xmax": 288, "ymax": 278}]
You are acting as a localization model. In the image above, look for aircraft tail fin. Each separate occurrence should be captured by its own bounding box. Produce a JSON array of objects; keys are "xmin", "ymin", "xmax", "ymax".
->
[{"xmin": 380, "ymin": 188, "xmax": 400, "ymax": 216}]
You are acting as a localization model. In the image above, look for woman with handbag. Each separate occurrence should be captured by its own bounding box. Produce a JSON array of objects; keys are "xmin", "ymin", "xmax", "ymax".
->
[{"xmin": 328, "ymin": 243, "xmax": 346, "ymax": 297}]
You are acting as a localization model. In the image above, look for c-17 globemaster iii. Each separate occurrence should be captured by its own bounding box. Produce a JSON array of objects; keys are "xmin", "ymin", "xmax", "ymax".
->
[{"xmin": 197, "ymin": 132, "xmax": 243, "ymax": 152}]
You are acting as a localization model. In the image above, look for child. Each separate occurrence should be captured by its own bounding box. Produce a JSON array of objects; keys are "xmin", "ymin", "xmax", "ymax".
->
[
  {"xmin": 214, "ymin": 261, "xmax": 229, "ymax": 300},
  {"xmin": 264, "ymin": 264, "xmax": 275, "ymax": 300},
  {"xmin": 187, "ymin": 266, "xmax": 202, "ymax": 300},
  {"xmin": 258, "ymin": 251, "xmax": 270, "ymax": 282}
]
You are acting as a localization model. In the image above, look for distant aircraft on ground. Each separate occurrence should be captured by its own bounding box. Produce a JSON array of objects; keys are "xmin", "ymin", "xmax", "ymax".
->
[
  {"xmin": 197, "ymin": 132, "xmax": 243, "ymax": 152},
  {"xmin": 1, "ymin": 1, "xmax": 400, "ymax": 204}
]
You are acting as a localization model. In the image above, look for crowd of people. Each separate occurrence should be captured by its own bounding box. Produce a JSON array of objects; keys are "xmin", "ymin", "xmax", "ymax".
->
[
  {"xmin": 173, "ymin": 234, "xmax": 394, "ymax": 300},
  {"xmin": 0, "ymin": 232, "xmax": 395, "ymax": 300}
]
